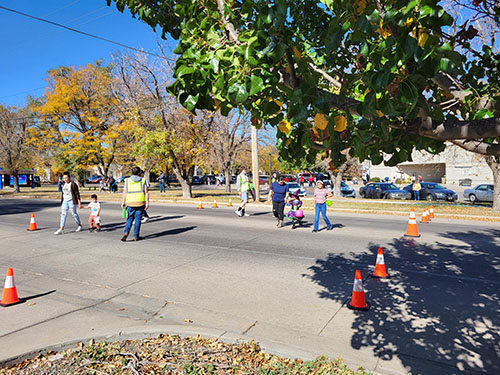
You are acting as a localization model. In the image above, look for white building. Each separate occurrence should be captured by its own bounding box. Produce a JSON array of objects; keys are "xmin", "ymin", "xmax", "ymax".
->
[{"xmin": 366, "ymin": 143, "xmax": 492, "ymax": 185}]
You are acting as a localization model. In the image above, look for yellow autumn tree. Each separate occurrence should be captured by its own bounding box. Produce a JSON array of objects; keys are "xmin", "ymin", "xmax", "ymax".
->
[{"xmin": 32, "ymin": 63, "xmax": 129, "ymax": 183}]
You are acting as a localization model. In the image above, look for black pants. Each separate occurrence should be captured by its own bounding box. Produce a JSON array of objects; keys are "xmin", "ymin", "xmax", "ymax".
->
[{"xmin": 272, "ymin": 200, "xmax": 285, "ymax": 220}]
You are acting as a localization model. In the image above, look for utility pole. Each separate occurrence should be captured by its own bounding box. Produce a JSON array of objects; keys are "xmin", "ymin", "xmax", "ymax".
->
[{"xmin": 251, "ymin": 125, "xmax": 260, "ymax": 202}]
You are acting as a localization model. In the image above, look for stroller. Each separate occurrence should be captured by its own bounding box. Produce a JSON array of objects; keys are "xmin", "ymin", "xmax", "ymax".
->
[{"xmin": 287, "ymin": 192, "xmax": 304, "ymax": 229}]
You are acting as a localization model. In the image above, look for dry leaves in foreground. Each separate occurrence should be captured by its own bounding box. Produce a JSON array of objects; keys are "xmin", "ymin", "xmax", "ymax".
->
[{"xmin": 0, "ymin": 334, "xmax": 371, "ymax": 375}]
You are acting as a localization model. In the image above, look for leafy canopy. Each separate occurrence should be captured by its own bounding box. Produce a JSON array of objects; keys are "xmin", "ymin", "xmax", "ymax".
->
[{"xmin": 107, "ymin": 0, "xmax": 500, "ymax": 166}]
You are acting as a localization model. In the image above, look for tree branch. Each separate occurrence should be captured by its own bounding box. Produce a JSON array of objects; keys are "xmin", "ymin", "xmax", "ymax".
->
[
  {"xmin": 418, "ymin": 117, "xmax": 500, "ymax": 140},
  {"xmin": 450, "ymin": 139, "xmax": 500, "ymax": 156},
  {"xmin": 216, "ymin": 0, "xmax": 239, "ymax": 43},
  {"xmin": 307, "ymin": 63, "xmax": 341, "ymax": 89}
]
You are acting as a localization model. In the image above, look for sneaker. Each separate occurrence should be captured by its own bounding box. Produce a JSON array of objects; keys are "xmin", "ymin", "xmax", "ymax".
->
[
  {"xmin": 312, "ymin": 229, "xmax": 318, "ymax": 233},
  {"xmin": 327, "ymin": 225, "xmax": 333, "ymax": 231},
  {"xmin": 121, "ymin": 234, "xmax": 128, "ymax": 242},
  {"xmin": 141, "ymin": 217, "xmax": 149, "ymax": 224},
  {"xmin": 75, "ymin": 225, "xmax": 83, "ymax": 232},
  {"xmin": 244, "ymin": 213, "xmax": 250, "ymax": 217},
  {"xmin": 235, "ymin": 210, "xmax": 242, "ymax": 217},
  {"xmin": 89, "ymin": 228, "xmax": 94, "ymax": 233},
  {"xmin": 54, "ymin": 228, "xmax": 64, "ymax": 235}
]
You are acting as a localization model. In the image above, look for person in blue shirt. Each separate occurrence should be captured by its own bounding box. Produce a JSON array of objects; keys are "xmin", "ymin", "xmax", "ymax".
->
[{"xmin": 267, "ymin": 175, "xmax": 290, "ymax": 228}]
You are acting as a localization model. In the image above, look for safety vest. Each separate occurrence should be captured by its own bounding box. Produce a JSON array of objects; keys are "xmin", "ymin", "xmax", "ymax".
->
[
  {"xmin": 238, "ymin": 173, "xmax": 250, "ymax": 192},
  {"xmin": 125, "ymin": 177, "xmax": 146, "ymax": 205}
]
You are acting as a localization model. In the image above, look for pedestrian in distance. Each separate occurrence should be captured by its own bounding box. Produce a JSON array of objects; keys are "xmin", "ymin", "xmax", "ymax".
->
[
  {"xmin": 299, "ymin": 174, "xmax": 304, "ymax": 187},
  {"xmin": 54, "ymin": 172, "xmax": 83, "ymax": 235},
  {"xmin": 85, "ymin": 194, "xmax": 101, "ymax": 232},
  {"xmin": 312, "ymin": 180, "xmax": 333, "ymax": 233},
  {"xmin": 57, "ymin": 176, "xmax": 62, "ymax": 193},
  {"xmin": 140, "ymin": 170, "xmax": 150, "ymax": 223},
  {"xmin": 308, "ymin": 174, "xmax": 314, "ymax": 187},
  {"xmin": 159, "ymin": 172, "xmax": 166, "ymax": 193},
  {"xmin": 235, "ymin": 168, "xmax": 250, "ymax": 217},
  {"xmin": 267, "ymin": 175, "xmax": 290, "ymax": 228},
  {"xmin": 121, "ymin": 167, "xmax": 149, "ymax": 241},
  {"xmin": 271, "ymin": 171, "xmax": 280, "ymax": 184},
  {"xmin": 412, "ymin": 180, "xmax": 422, "ymax": 201}
]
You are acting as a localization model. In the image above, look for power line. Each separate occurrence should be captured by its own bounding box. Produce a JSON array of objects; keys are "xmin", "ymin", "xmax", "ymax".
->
[{"xmin": 0, "ymin": 5, "xmax": 176, "ymax": 63}]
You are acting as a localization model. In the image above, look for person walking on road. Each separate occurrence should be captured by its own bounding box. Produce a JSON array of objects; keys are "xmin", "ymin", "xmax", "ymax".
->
[
  {"xmin": 312, "ymin": 180, "xmax": 333, "ymax": 233},
  {"xmin": 54, "ymin": 172, "xmax": 83, "ymax": 235},
  {"xmin": 121, "ymin": 167, "xmax": 149, "ymax": 241},
  {"xmin": 85, "ymin": 194, "xmax": 101, "ymax": 232},
  {"xmin": 268, "ymin": 175, "xmax": 290, "ymax": 228},
  {"xmin": 57, "ymin": 176, "xmax": 63, "ymax": 192},
  {"xmin": 308, "ymin": 174, "xmax": 315, "ymax": 187},
  {"xmin": 299, "ymin": 174, "xmax": 304, "ymax": 187},
  {"xmin": 412, "ymin": 180, "xmax": 422, "ymax": 201},
  {"xmin": 235, "ymin": 168, "xmax": 250, "ymax": 217},
  {"xmin": 159, "ymin": 172, "xmax": 166, "ymax": 193}
]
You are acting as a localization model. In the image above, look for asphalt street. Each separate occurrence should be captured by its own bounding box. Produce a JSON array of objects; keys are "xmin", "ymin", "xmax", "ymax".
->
[{"xmin": 0, "ymin": 198, "xmax": 499, "ymax": 374}]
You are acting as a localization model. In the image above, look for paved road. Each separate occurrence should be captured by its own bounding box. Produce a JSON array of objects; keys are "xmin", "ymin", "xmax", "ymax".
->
[{"xmin": 0, "ymin": 198, "xmax": 499, "ymax": 374}]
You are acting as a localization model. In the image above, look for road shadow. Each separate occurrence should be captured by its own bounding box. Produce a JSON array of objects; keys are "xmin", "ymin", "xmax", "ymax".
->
[
  {"xmin": 142, "ymin": 226, "xmax": 196, "ymax": 240},
  {"xmin": 0, "ymin": 200, "xmax": 60, "ymax": 216},
  {"xmin": 250, "ymin": 211, "xmax": 272, "ymax": 216},
  {"xmin": 101, "ymin": 215, "xmax": 184, "ymax": 232},
  {"xmin": 304, "ymin": 229, "xmax": 500, "ymax": 374}
]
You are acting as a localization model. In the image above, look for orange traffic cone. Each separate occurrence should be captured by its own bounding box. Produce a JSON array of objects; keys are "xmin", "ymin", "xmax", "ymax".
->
[
  {"xmin": 347, "ymin": 270, "xmax": 370, "ymax": 311},
  {"xmin": 1, "ymin": 268, "xmax": 21, "ymax": 307},
  {"xmin": 371, "ymin": 247, "xmax": 389, "ymax": 278},
  {"xmin": 404, "ymin": 208, "xmax": 421, "ymax": 237},
  {"xmin": 27, "ymin": 213, "xmax": 38, "ymax": 231},
  {"xmin": 213, "ymin": 199, "xmax": 218, "ymax": 208},
  {"xmin": 197, "ymin": 200, "xmax": 203, "ymax": 209},
  {"xmin": 228, "ymin": 199, "xmax": 233, "ymax": 207},
  {"xmin": 429, "ymin": 206, "xmax": 435, "ymax": 219},
  {"xmin": 421, "ymin": 208, "xmax": 429, "ymax": 223}
]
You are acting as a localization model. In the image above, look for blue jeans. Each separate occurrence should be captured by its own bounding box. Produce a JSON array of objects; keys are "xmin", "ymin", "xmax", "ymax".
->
[
  {"xmin": 314, "ymin": 203, "xmax": 331, "ymax": 231},
  {"xmin": 60, "ymin": 200, "xmax": 81, "ymax": 228},
  {"xmin": 414, "ymin": 190, "xmax": 420, "ymax": 200},
  {"xmin": 159, "ymin": 181, "xmax": 165, "ymax": 192},
  {"xmin": 124, "ymin": 206, "xmax": 144, "ymax": 239}
]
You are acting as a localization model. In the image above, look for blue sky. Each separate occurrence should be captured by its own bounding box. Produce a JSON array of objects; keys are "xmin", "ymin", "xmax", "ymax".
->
[{"xmin": 0, "ymin": 0, "xmax": 176, "ymax": 107}]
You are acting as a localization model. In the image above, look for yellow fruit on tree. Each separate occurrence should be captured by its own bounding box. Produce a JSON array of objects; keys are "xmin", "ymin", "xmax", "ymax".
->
[
  {"xmin": 293, "ymin": 46, "xmax": 302, "ymax": 59},
  {"xmin": 278, "ymin": 119, "xmax": 292, "ymax": 134},
  {"xmin": 314, "ymin": 113, "xmax": 329, "ymax": 130},
  {"xmin": 376, "ymin": 110, "xmax": 384, "ymax": 118},
  {"xmin": 334, "ymin": 115, "xmax": 347, "ymax": 132}
]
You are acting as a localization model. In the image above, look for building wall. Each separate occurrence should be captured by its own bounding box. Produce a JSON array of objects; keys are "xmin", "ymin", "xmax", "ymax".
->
[{"xmin": 366, "ymin": 143, "xmax": 492, "ymax": 185}]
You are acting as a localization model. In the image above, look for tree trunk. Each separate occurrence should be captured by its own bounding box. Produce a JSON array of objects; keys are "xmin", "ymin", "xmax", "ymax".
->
[
  {"xmin": 12, "ymin": 172, "xmax": 20, "ymax": 193},
  {"xmin": 485, "ymin": 156, "xmax": 500, "ymax": 212},
  {"xmin": 224, "ymin": 168, "xmax": 232, "ymax": 193},
  {"xmin": 171, "ymin": 167, "xmax": 193, "ymax": 198}
]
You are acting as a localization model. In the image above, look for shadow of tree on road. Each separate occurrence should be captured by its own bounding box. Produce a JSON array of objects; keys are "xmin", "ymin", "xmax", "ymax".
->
[
  {"xmin": 304, "ymin": 229, "xmax": 500, "ymax": 374},
  {"xmin": 143, "ymin": 226, "xmax": 196, "ymax": 239}
]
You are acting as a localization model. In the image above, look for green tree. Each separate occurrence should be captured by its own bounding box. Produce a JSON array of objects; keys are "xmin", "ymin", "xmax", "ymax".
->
[{"xmin": 107, "ymin": 0, "xmax": 500, "ymax": 207}]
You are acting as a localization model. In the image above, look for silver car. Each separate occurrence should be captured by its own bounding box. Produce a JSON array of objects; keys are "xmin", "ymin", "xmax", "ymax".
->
[
  {"xmin": 286, "ymin": 182, "xmax": 307, "ymax": 196},
  {"xmin": 464, "ymin": 184, "xmax": 494, "ymax": 202}
]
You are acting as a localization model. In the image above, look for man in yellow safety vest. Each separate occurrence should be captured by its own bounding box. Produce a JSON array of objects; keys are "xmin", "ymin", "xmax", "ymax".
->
[
  {"xmin": 235, "ymin": 168, "xmax": 250, "ymax": 217},
  {"xmin": 121, "ymin": 166, "xmax": 149, "ymax": 241}
]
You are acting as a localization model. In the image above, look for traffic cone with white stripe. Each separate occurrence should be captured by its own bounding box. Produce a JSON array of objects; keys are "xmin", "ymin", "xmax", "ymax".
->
[
  {"xmin": 27, "ymin": 213, "xmax": 38, "ymax": 231},
  {"xmin": 212, "ymin": 199, "xmax": 218, "ymax": 208},
  {"xmin": 404, "ymin": 208, "xmax": 420, "ymax": 237},
  {"xmin": 197, "ymin": 200, "xmax": 203, "ymax": 209},
  {"xmin": 1, "ymin": 268, "xmax": 21, "ymax": 307},
  {"xmin": 347, "ymin": 270, "xmax": 370, "ymax": 311},
  {"xmin": 421, "ymin": 208, "xmax": 429, "ymax": 223},
  {"xmin": 429, "ymin": 205, "xmax": 435, "ymax": 219},
  {"xmin": 371, "ymin": 247, "xmax": 389, "ymax": 278},
  {"xmin": 228, "ymin": 199, "xmax": 233, "ymax": 207}
]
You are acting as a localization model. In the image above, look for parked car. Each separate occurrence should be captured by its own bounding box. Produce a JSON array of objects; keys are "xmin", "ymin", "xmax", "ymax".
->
[
  {"xmin": 323, "ymin": 180, "xmax": 356, "ymax": 198},
  {"xmin": 402, "ymin": 182, "xmax": 458, "ymax": 201},
  {"xmin": 286, "ymin": 182, "xmax": 307, "ymax": 196},
  {"xmin": 87, "ymin": 176, "xmax": 102, "ymax": 184},
  {"xmin": 117, "ymin": 176, "xmax": 130, "ymax": 183},
  {"xmin": 192, "ymin": 176, "xmax": 202, "ymax": 185},
  {"xmin": 464, "ymin": 184, "xmax": 494, "ymax": 202},
  {"xmin": 359, "ymin": 183, "xmax": 411, "ymax": 199},
  {"xmin": 281, "ymin": 174, "xmax": 297, "ymax": 182}
]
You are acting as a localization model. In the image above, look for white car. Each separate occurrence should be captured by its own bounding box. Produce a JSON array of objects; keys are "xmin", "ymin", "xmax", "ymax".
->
[
  {"xmin": 464, "ymin": 184, "xmax": 494, "ymax": 202},
  {"xmin": 286, "ymin": 182, "xmax": 307, "ymax": 196}
]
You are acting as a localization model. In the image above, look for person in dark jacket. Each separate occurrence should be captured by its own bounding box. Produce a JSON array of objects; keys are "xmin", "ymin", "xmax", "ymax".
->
[{"xmin": 54, "ymin": 172, "xmax": 83, "ymax": 234}]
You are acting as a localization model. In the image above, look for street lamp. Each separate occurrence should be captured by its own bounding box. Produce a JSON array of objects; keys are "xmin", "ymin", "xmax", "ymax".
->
[{"xmin": 268, "ymin": 152, "xmax": 272, "ymax": 184}]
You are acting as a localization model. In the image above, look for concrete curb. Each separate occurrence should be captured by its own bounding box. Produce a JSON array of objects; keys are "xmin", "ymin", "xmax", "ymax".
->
[{"xmin": 0, "ymin": 325, "xmax": 319, "ymax": 370}]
